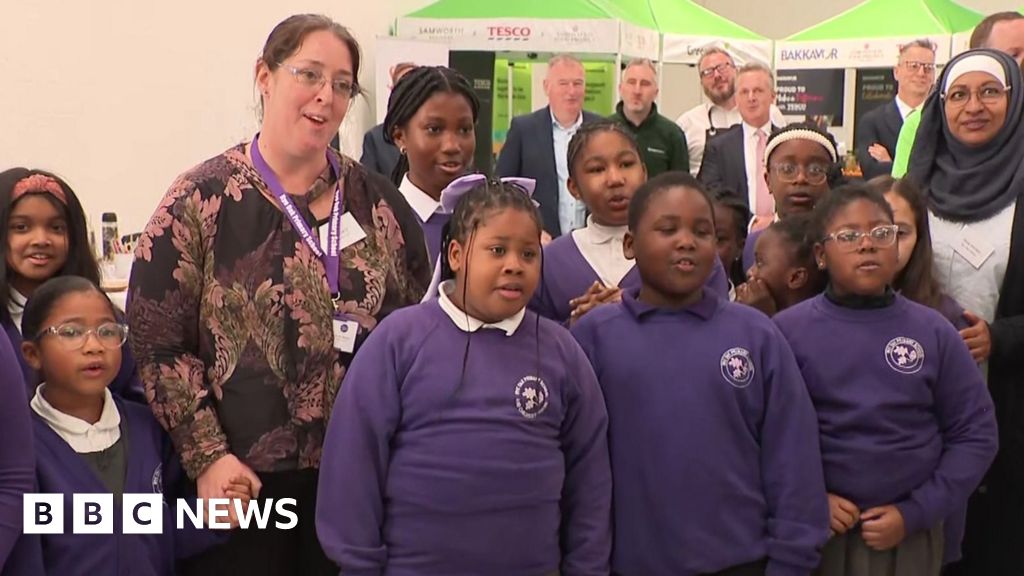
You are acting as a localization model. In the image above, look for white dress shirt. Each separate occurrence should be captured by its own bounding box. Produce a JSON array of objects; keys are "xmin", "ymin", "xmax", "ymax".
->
[
  {"xmin": 677, "ymin": 102, "xmax": 787, "ymax": 175},
  {"xmin": 31, "ymin": 385, "xmax": 121, "ymax": 453},
  {"xmin": 552, "ymin": 111, "xmax": 586, "ymax": 234},
  {"xmin": 571, "ymin": 217, "xmax": 633, "ymax": 287},
  {"xmin": 398, "ymin": 175, "xmax": 442, "ymax": 223},
  {"xmin": 438, "ymin": 280, "xmax": 525, "ymax": 336},
  {"xmin": 894, "ymin": 96, "xmax": 917, "ymax": 120},
  {"xmin": 742, "ymin": 121, "xmax": 773, "ymax": 212}
]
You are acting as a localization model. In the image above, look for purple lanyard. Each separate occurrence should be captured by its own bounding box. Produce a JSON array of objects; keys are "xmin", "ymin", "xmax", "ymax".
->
[{"xmin": 251, "ymin": 133, "xmax": 344, "ymax": 298}]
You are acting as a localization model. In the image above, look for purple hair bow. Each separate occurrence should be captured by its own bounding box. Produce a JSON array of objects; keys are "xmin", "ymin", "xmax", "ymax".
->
[{"xmin": 439, "ymin": 174, "xmax": 539, "ymax": 214}]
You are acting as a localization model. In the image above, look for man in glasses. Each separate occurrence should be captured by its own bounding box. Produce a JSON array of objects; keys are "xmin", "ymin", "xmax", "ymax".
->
[
  {"xmin": 856, "ymin": 39, "xmax": 936, "ymax": 180},
  {"xmin": 676, "ymin": 47, "xmax": 785, "ymax": 175}
]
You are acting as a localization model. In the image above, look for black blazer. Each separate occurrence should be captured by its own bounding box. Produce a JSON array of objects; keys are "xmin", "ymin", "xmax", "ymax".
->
[
  {"xmin": 698, "ymin": 124, "xmax": 751, "ymax": 208},
  {"xmin": 359, "ymin": 124, "xmax": 401, "ymax": 180},
  {"xmin": 496, "ymin": 106, "xmax": 602, "ymax": 236},
  {"xmin": 856, "ymin": 100, "xmax": 903, "ymax": 180}
]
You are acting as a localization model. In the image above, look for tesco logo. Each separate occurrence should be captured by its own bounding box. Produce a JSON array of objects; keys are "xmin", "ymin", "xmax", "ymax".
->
[{"xmin": 488, "ymin": 26, "xmax": 531, "ymax": 40}]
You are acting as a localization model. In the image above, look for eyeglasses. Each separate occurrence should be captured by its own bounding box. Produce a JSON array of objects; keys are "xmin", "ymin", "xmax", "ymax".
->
[
  {"xmin": 902, "ymin": 61, "xmax": 936, "ymax": 74},
  {"xmin": 943, "ymin": 85, "xmax": 1010, "ymax": 108},
  {"xmin": 279, "ymin": 64, "xmax": 358, "ymax": 98},
  {"xmin": 36, "ymin": 322, "xmax": 128, "ymax": 351},
  {"xmin": 822, "ymin": 225, "xmax": 899, "ymax": 252},
  {"xmin": 769, "ymin": 162, "xmax": 830, "ymax": 185},
  {"xmin": 699, "ymin": 62, "xmax": 733, "ymax": 78}
]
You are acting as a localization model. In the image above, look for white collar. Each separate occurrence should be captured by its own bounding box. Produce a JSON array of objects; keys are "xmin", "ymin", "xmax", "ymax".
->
[
  {"xmin": 582, "ymin": 215, "xmax": 627, "ymax": 245},
  {"xmin": 743, "ymin": 121, "xmax": 772, "ymax": 137},
  {"xmin": 437, "ymin": 280, "xmax": 525, "ymax": 336},
  {"xmin": 8, "ymin": 289, "xmax": 26, "ymax": 334},
  {"xmin": 31, "ymin": 385, "xmax": 121, "ymax": 453},
  {"xmin": 550, "ymin": 109, "xmax": 584, "ymax": 131},
  {"xmin": 894, "ymin": 96, "xmax": 917, "ymax": 120},
  {"xmin": 399, "ymin": 175, "xmax": 442, "ymax": 223}
]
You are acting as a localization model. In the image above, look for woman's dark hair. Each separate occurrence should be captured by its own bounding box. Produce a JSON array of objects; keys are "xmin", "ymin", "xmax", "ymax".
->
[
  {"xmin": 21, "ymin": 275, "xmax": 114, "ymax": 341},
  {"xmin": 628, "ymin": 171, "xmax": 716, "ymax": 232},
  {"xmin": 866, "ymin": 175, "xmax": 945, "ymax": 309},
  {"xmin": 566, "ymin": 120, "xmax": 641, "ymax": 180},
  {"xmin": 767, "ymin": 214, "xmax": 826, "ymax": 294},
  {"xmin": 766, "ymin": 122, "xmax": 845, "ymax": 187},
  {"xmin": 382, "ymin": 66, "xmax": 481, "ymax": 187},
  {"xmin": 256, "ymin": 14, "xmax": 362, "ymax": 118},
  {"xmin": 0, "ymin": 168, "xmax": 101, "ymax": 324},
  {"xmin": 712, "ymin": 193, "xmax": 750, "ymax": 286},
  {"xmin": 809, "ymin": 183, "xmax": 895, "ymax": 245}
]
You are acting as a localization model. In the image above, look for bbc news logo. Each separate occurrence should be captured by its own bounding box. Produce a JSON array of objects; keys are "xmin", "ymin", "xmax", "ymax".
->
[{"xmin": 23, "ymin": 495, "xmax": 298, "ymax": 534}]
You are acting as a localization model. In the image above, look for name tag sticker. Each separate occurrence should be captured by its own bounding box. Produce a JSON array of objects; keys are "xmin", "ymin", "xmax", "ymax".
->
[
  {"xmin": 955, "ymin": 228, "xmax": 994, "ymax": 270},
  {"xmin": 332, "ymin": 319, "xmax": 358, "ymax": 353},
  {"xmin": 339, "ymin": 212, "xmax": 367, "ymax": 250}
]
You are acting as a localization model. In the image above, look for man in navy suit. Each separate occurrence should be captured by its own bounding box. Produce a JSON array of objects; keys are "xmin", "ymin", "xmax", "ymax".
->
[
  {"xmin": 358, "ymin": 62, "xmax": 416, "ymax": 179},
  {"xmin": 856, "ymin": 39, "xmax": 936, "ymax": 180},
  {"xmin": 497, "ymin": 54, "xmax": 601, "ymax": 238},
  {"xmin": 698, "ymin": 62, "xmax": 780, "ymax": 231}
]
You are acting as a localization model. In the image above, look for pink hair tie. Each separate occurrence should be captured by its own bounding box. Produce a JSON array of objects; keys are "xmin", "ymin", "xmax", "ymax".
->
[{"xmin": 11, "ymin": 174, "xmax": 67, "ymax": 205}]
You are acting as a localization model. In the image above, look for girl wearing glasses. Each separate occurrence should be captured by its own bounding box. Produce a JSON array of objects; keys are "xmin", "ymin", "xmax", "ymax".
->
[
  {"xmin": 10, "ymin": 276, "xmax": 248, "ymax": 575},
  {"xmin": 773, "ymin": 185, "xmax": 998, "ymax": 576},
  {"xmin": 0, "ymin": 168, "xmax": 144, "ymax": 403},
  {"xmin": 127, "ymin": 14, "xmax": 431, "ymax": 575},
  {"xmin": 906, "ymin": 48, "xmax": 1024, "ymax": 576}
]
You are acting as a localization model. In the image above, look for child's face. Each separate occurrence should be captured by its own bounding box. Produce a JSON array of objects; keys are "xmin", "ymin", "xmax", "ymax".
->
[
  {"xmin": 884, "ymin": 191, "xmax": 918, "ymax": 275},
  {"xmin": 21, "ymin": 290, "xmax": 123, "ymax": 397},
  {"xmin": 624, "ymin": 186, "xmax": 716, "ymax": 308},
  {"xmin": 748, "ymin": 229, "xmax": 792, "ymax": 303},
  {"xmin": 712, "ymin": 204, "xmax": 742, "ymax": 271},
  {"xmin": 5, "ymin": 195, "xmax": 69, "ymax": 294},
  {"xmin": 392, "ymin": 91, "xmax": 476, "ymax": 196},
  {"xmin": 449, "ymin": 208, "xmax": 542, "ymax": 323},
  {"xmin": 815, "ymin": 199, "xmax": 899, "ymax": 297},
  {"xmin": 568, "ymin": 131, "xmax": 646, "ymax": 227},
  {"xmin": 766, "ymin": 139, "xmax": 833, "ymax": 220}
]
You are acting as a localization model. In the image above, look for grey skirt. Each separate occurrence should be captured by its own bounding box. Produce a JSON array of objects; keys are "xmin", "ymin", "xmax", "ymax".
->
[{"xmin": 815, "ymin": 524, "xmax": 944, "ymax": 576}]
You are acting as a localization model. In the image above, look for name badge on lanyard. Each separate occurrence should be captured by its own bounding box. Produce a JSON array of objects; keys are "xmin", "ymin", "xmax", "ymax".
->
[{"xmin": 251, "ymin": 133, "xmax": 360, "ymax": 353}]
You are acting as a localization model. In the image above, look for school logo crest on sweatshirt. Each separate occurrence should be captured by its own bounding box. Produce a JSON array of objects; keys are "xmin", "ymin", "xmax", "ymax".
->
[
  {"xmin": 720, "ymin": 347, "xmax": 755, "ymax": 388},
  {"xmin": 515, "ymin": 376, "xmax": 550, "ymax": 419},
  {"xmin": 885, "ymin": 337, "xmax": 925, "ymax": 374}
]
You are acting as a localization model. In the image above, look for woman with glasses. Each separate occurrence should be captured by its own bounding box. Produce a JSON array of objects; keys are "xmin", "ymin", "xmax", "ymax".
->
[
  {"xmin": 126, "ymin": 14, "xmax": 431, "ymax": 575},
  {"xmin": 774, "ymin": 184, "xmax": 998, "ymax": 576},
  {"xmin": 907, "ymin": 48, "xmax": 1024, "ymax": 576},
  {"xmin": 10, "ymin": 275, "xmax": 243, "ymax": 575}
]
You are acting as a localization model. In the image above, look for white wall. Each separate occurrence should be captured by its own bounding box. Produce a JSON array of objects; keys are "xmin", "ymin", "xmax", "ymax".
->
[{"xmin": 0, "ymin": 0, "xmax": 1018, "ymax": 236}]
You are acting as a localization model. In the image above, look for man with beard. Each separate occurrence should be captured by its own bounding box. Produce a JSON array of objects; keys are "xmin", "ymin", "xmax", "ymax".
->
[
  {"xmin": 677, "ymin": 48, "xmax": 786, "ymax": 175},
  {"xmin": 855, "ymin": 39, "xmax": 935, "ymax": 180},
  {"xmin": 610, "ymin": 58, "xmax": 688, "ymax": 177}
]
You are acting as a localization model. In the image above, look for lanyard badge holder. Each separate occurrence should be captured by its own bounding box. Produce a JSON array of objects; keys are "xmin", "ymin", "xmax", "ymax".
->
[{"xmin": 251, "ymin": 133, "xmax": 361, "ymax": 353}]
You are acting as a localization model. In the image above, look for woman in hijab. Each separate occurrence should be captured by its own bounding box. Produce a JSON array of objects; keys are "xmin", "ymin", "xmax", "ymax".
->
[{"xmin": 908, "ymin": 48, "xmax": 1024, "ymax": 576}]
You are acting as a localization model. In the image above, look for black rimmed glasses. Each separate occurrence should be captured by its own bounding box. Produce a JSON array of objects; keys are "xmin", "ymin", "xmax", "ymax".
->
[
  {"xmin": 822, "ymin": 225, "xmax": 899, "ymax": 252},
  {"xmin": 699, "ymin": 62, "xmax": 733, "ymax": 78},
  {"xmin": 36, "ymin": 322, "xmax": 128, "ymax": 351}
]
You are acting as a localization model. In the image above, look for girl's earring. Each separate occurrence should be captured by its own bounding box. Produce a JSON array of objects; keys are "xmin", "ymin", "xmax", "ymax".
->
[
  {"xmin": 818, "ymin": 261, "xmax": 826, "ymax": 270},
  {"xmin": 400, "ymin": 147, "xmax": 407, "ymax": 156}
]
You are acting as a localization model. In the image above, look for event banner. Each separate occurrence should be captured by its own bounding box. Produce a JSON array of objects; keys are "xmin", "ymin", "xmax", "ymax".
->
[
  {"xmin": 492, "ymin": 59, "xmax": 534, "ymax": 157},
  {"xmin": 776, "ymin": 69, "xmax": 845, "ymax": 127},
  {"xmin": 853, "ymin": 68, "xmax": 897, "ymax": 149},
  {"xmin": 398, "ymin": 17, "xmax": 620, "ymax": 54},
  {"xmin": 449, "ymin": 51, "xmax": 496, "ymax": 174},
  {"xmin": 774, "ymin": 36, "xmax": 952, "ymax": 70}
]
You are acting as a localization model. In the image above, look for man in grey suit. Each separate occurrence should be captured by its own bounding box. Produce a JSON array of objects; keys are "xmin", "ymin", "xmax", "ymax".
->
[
  {"xmin": 497, "ymin": 54, "xmax": 601, "ymax": 239},
  {"xmin": 856, "ymin": 39, "xmax": 935, "ymax": 180}
]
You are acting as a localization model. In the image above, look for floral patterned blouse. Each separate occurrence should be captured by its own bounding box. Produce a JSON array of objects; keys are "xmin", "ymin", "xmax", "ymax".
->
[{"xmin": 127, "ymin": 144, "xmax": 430, "ymax": 479}]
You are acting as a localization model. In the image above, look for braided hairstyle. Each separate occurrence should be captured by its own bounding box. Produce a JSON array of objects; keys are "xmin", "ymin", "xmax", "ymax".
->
[
  {"xmin": 382, "ymin": 66, "xmax": 480, "ymax": 187},
  {"xmin": 766, "ymin": 215, "xmax": 826, "ymax": 295},
  {"xmin": 566, "ymin": 119, "xmax": 641, "ymax": 180}
]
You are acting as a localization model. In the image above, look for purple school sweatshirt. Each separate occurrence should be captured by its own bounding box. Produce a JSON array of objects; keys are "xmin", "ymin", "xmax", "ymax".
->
[
  {"xmin": 773, "ymin": 294, "xmax": 998, "ymax": 539},
  {"xmin": 316, "ymin": 300, "xmax": 612, "ymax": 576},
  {"xmin": 0, "ymin": 334, "xmax": 32, "ymax": 571},
  {"xmin": 572, "ymin": 288, "xmax": 828, "ymax": 576},
  {"xmin": 531, "ymin": 232, "xmax": 730, "ymax": 323}
]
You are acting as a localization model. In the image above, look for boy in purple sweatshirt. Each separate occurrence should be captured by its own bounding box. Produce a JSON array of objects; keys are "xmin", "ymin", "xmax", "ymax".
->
[
  {"xmin": 773, "ymin": 184, "xmax": 998, "ymax": 575},
  {"xmin": 572, "ymin": 172, "xmax": 829, "ymax": 576},
  {"xmin": 317, "ymin": 177, "xmax": 612, "ymax": 576}
]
